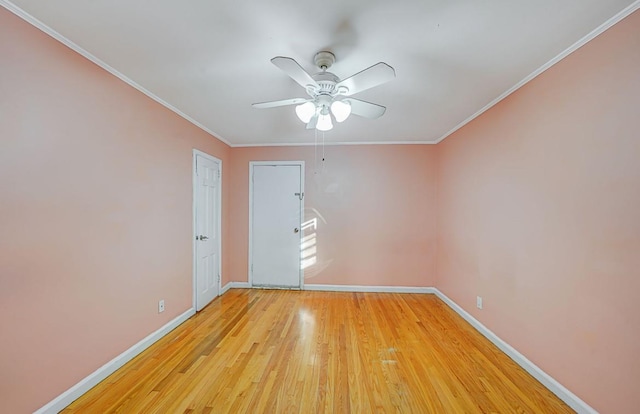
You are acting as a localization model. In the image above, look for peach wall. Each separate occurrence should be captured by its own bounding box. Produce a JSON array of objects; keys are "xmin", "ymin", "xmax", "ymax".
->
[
  {"xmin": 228, "ymin": 145, "xmax": 438, "ymax": 287},
  {"xmin": 436, "ymin": 11, "xmax": 640, "ymax": 413},
  {"xmin": 3, "ymin": 1, "xmax": 638, "ymax": 412},
  {"xmin": 0, "ymin": 9, "xmax": 230, "ymax": 413}
]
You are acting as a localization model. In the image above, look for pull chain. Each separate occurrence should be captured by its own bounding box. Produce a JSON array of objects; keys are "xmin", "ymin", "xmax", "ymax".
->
[
  {"xmin": 322, "ymin": 131, "xmax": 326, "ymax": 172},
  {"xmin": 314, "ymin": 127, "xmax": 318, "ymax": 174}
]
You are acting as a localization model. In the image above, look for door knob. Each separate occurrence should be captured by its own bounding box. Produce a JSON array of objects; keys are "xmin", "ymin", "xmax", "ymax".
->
[
  {"xmin": 198, "ymin": 235, "xmax": 209, "ymax": 241},
  {"xmin": 294, "ymin": 228, "xmax": 299, "ymax": 233}
]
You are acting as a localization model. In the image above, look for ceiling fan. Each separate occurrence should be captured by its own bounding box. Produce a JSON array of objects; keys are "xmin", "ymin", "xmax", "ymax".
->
[{"xmin": 252, "ymin": 51, "xmax": 395, "ymax": 131}]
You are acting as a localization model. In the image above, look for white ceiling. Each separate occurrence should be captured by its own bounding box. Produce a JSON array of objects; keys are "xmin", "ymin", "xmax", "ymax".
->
[{"xmin": 4, "ymin": 0, "xmax": 637, "ymax": 146}]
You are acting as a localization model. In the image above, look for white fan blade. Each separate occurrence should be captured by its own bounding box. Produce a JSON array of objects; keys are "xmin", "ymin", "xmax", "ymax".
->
[
  {"xmin": 271, "ymin": 57, "xmax": 319, "ymax": 89},
  {"xmin": 336, "ymin": 62, "xmax": 395, "ymax": 96},
  {"xmin": 252, "ymin": 98, "xmax": 309, "ymax": 109},
  {"xmin": 306, "ymin": 114, "xmax": 318, "ymax": 129},
  {"xmin": 344, "ymin": 98, "xmax": 386, "ymax": 119}
]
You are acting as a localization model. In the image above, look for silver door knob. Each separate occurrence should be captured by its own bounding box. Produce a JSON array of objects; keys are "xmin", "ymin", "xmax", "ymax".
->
[
  {"xmin": 198, "ymin": 235, "xmax": 209, "ymax": 241},
  {"xmin": 294, "ymin": 228, "xmax": 299, "ymax": 233}
]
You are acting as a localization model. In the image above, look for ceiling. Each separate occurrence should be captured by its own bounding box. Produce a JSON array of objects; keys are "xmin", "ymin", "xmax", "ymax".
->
[{"xmin": 4, "ymin": 0, "xmax": 637, "ymax": 146}]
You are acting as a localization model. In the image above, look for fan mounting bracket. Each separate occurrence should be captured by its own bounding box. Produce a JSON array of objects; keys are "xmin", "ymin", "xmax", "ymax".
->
[{"xmin": 314, "ymin": 51, "xmax": 336, "ymax": 71}]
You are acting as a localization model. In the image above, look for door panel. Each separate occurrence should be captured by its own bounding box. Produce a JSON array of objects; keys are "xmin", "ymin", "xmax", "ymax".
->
[
  {"xmin": 195, "ymin": 154, "xmax": 220, "ymax": 310},
  {"xmin": 251, "ymin": 164, "xmax": 302, "ymax": 288}
]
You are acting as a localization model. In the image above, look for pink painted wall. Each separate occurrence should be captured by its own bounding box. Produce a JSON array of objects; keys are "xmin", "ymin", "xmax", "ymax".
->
[
  {"xmin": 2, "ymin": 1, "xmax": 638, "ymax": 412},
  {"xmin": 228, "ymin": 145, "xmax": 438, "ymax": 287},
  {"xmin": 436, "ymin": 10, "xmax": 640, "ymax": 413},
  {"xmin": 0, "ymin": 9, "xmax": 231, "ymax": 413}
]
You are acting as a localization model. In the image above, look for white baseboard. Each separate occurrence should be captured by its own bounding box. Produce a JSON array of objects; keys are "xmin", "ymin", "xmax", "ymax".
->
[
  {"xmin": 46, "ymin": 285, "xmax": 594, "ymax": 414},
  {"xmin": 433, "ymin": 289, "xmax": 597, "ymax": 414},
  {"xmin": 303, "ymin": 284, "xmax": 436, "ymax": 294},
  {"xmin": 293, "ymin": 284, "xmax": 597, "ymax": 413},
  {"xmin": 220, "ymin": 281, "xmax": 251, "ymax": 294},
  {"xmin": 34, "ymin": 308, "xmax": 195, "ymax": 414}
]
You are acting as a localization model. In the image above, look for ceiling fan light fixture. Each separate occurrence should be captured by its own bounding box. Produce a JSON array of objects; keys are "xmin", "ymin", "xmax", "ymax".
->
[
  {"xmin": 253, "ymin": 53, "xmax": 395, "ymax": 132},
  {"xmin": 295, "ymin": 101, "xmax": 316, "ymax": 123},
  {"xmin": 316, "ymin": 112, "xmax": 333, "ymax": 131},
  {"xmin": 330, "ymin": 100, "xmax": 351, "ymax": 123}
]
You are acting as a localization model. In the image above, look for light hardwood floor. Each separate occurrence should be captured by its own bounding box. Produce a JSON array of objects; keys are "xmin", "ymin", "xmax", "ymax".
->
[{"xmin": 64, "ymin": 289, "xmax": 573, "ymax": 413}]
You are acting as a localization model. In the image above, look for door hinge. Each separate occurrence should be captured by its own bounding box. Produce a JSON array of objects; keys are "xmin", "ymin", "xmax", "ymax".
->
[
  {"xmin": 294, "ymin": 192, "xmax": 304, "ymax": 200},
  {"xmin": 218, "ymin": 169, "xmax": 221, "ymax": 179}
]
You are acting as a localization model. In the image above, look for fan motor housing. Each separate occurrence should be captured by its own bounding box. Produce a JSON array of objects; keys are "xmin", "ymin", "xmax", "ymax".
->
[{"xmin": 311, "ymin": 72, "xmax": 339, "ymax": 96}]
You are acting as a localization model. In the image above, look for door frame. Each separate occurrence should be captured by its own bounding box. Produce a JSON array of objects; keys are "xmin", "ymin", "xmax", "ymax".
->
[
  {"xmin": 248, "ymin": 161, "xmax": 305, "ymax": 289},
  {"xmin": 192, "ymin": 149, "xmax": 223, "ymax": 311}
]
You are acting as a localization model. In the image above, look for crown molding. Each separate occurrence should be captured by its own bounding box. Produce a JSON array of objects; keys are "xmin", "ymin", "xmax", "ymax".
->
[
  {"xmin": 434, "ymin": 0, "xmax": 640, "ymax": 144},
  {"xmin": 0, "ymin": 0, "xmax": 232, "ymax": 148},
  {"xmin": 232, "ymin": 140, "xmax": 437, "ymax": 147},
  {"xmin": 3, "ymin": 0, "xmax": 638, "ymax": 148}
]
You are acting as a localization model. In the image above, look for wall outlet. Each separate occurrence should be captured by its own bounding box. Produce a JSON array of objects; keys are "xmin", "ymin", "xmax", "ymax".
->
[
  {"xmin": 158, "ymin": 299, "xmax": 165, "ymax": 313},
  {"xmin": 476, "ymin": 296, "xmax": 483, "ymax": 310}
]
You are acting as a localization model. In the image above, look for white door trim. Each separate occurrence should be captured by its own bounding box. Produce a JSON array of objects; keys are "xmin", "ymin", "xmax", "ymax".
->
[
  {"xmin": 192, "ymin": 149, "xmax": 222, "ymax": 310},
  {"xmin": 248, "ymin": 161, "xmax": 305, "ymax": 289}
]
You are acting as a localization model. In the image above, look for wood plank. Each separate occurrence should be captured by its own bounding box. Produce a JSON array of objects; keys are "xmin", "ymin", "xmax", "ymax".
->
[{"xmin": 63, "ymin": 290, "xmax": 574, "ymax": 413}]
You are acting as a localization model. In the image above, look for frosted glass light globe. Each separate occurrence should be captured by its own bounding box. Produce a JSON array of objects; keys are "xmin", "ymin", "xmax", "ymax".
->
[
  {"xmin": 316, "ymin": 113, "xmax": 333, "ymax": 131},
  {"xmin": 295, "ymin": 102, "xmax": 316, "ymax": 123},
  {"xmin": 330, "ymin": 100, "xmax": 351, "ymax": 122}
]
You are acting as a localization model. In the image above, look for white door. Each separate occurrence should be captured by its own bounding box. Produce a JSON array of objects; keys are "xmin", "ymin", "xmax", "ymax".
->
[
  {"xmin": 250, "ymin": 162, "xmax": 303, "ymax": 288},
  {"xmin": 194, "ymin": 153, "xmax": 221, "ymax": 311}
]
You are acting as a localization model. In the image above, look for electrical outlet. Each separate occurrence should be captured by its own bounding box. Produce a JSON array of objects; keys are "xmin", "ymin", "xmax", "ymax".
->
[
  {"xmin": 476, "ymin": 296, "xmax": 483, "ymax": 310},
  {"xmin": 158, "ymin": 299, "xmax": 165, "ymax": 313}
]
